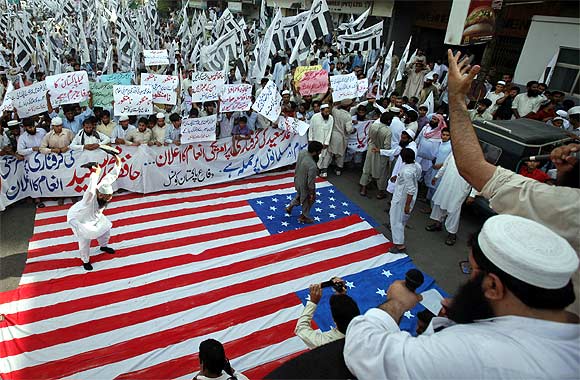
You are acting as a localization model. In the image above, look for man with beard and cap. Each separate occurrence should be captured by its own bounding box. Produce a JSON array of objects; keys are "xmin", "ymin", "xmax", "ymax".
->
[
  {"xmin": 17, "ymin": 118, "xmax": 47, "ymax": 157},
  {"xmin": 40, "ymin": 117, "xmax": 74, "ymax": 154},
  {"xmin": 286, "ymin": 141, "xmax": 324, "ymax": 224},
  {"xmin": 308, "ymin": 104, "xmax": 334, "ymax": 178},
  {"xmin": 110, "ymin": 115, "xmax": 136, "ymax": 145},
  {"xmin": 425, "ymin": 152, "xmax": 476, "ymax": 246},
  {"xmin": 360, "ymin": 111, "xmax": 395, "ymax": 198},
  {"xmin": 383, "ymin": 128, "xmax": 418, "ymax": 195},
  {"xmin": 415, "ymin": 114, "xmax": 446, "ymax": 179},
  {"xmin": 511, "ymin": 80, "xmax": 547, "ymax": 119},
  {"xmin": 67, "ymin": 156, "xmax": 122, "ymax": 271},
  {"xmin": 401, "ymin": 104, "xmax": 419, "ymax": 134},
  {"xmin": 345, "ymin": 214, "xmax": 579, "ymax": 379},
  {"xmin": 70, "ymin": 117, "xmax": 111, "ymax": 151},
  {"xmin": 419, "ymin": 73, "xmax": 438, "ymax": 105},
  {"xmin": 423, "ymin": 128, "xmax": 452, "ymax": 213},
  {"xmin": 388, "ymin": 148, "xmax": 421, "ymax": 253},
  {"xmin": 323, "ymin": 99, "xmax": 355, "ymax": 176}
]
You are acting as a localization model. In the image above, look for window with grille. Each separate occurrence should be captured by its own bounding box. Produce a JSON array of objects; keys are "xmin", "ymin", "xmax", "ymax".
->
[{"xmin": 550, "ymin": 47, "xmax": 580, "ymax": 95}]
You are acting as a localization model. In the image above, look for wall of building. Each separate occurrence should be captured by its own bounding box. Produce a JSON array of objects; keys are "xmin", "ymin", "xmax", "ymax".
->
[{"xmin": 514, "ymin": 16, "xmax": 580, "ymax": 84}]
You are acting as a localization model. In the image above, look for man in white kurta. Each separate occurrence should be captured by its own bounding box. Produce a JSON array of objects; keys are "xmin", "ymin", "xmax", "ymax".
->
[
  {"xmin": 307, "ymin": 105, "xmax": 334, "ymax": 177},
  {"xmin": 426, "ymin": 153, "xmax": 475, "ymax": 245},
  {"xmin": 67, "ymin": 156, "xmax": 121, "ymax": 271},
  {"xmin": 272, "ymin": 57, "xmax": 290, "ymax": 91},
  {"xmin": 388, "ymin": 148, "xmax": 421, "ymax": 252},
  {"xmin": 382, "ymin": 129, "xmax": 417, "ymax": 194},
  {"xmin": 424, "ymin": 129, "xmax": 452, "ymax": 206},
  {"xmin": 415, "ymin": 114, "xmax": 445, "ymax": 177},
  {"xmin": 344, "ymin": 215, "xmax": 580, "ymax": 380}
]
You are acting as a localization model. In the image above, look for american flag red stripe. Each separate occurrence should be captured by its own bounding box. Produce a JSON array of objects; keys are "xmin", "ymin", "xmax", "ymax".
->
[{"xmin": 0, "ymin": 170, "xmax": 399, "ymax": 379}]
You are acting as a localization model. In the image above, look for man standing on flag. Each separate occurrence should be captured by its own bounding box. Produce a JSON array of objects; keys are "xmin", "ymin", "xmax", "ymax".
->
[
  {"xmin": 286, "ymin": 141, "xmax": 324, "ymax": 224},
  {"xmin": 67, "ymin": 156, "xmax": 121, "ymax": 271}
]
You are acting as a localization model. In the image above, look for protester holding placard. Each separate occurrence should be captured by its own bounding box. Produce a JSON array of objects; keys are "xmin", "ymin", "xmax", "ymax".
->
[
  {"xmin": 70, "ymin": 117, "xmax": 111, "ymax": 151},
  {"xmin": 48, "ymin": 92, "xmax": 94, "ymax": 134},
  {"xmin": 111, "ymin": 115, "xmax": 136, "ymax": 144},
  {"xmin": 164, "ymin": 113, "xmax": 182, "ymax": 145}
]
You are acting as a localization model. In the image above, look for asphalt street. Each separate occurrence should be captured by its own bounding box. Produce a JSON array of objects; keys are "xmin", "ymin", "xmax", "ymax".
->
[{"xmin": 0, "ymin": 167, "xmax": 483, "ymax": 295}]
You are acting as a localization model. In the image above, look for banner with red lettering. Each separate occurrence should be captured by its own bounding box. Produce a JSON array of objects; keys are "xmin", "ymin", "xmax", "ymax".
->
[
  {"xmin": 299, "ymin": 70, "xmax": 329, "ymax": 96},
  {"xmin": 140, "ymin": 73, "xmax": 179, "ymax": 105},
  {"xmin": 46, "ymin": 71, "xmax": 90, "ymax": 106},
  {"xmin": 0, "ymin": 128, "xmax": 307, "ymax": 211}
]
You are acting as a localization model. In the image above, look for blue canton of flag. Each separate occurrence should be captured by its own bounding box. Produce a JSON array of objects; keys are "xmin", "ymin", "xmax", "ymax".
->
[
  {"xmin": 295, "ymin": 257, "xmax": 448, "ymax": 336},
  {"xmin": 249, "ymin": 185, "xmax": 377, "ymax": 234}
]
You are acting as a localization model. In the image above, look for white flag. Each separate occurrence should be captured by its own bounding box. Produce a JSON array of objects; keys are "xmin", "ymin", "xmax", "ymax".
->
[
  {"xmin": 396, "ymin": 36, "xmax": 413, "ymax": 82},
  {"xmin": 539, "ymin": 50, "xmax": 559, "ymax": 85},
  {"xmin": 419, "ymin": 91, "xmax": 435, "ymax": 115},
  {"xmin": 380, "ymin": 41, "xmax": 394, "ymax": 93}
]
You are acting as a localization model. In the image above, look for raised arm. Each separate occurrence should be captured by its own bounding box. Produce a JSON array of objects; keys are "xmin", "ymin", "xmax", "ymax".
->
[{"xmin": 446, "ymin": 50, "xmax": 496, "ymax": 191}]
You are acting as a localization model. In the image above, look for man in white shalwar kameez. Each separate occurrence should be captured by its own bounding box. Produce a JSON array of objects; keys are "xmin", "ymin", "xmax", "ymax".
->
[
  {"xmin": 423, "ymin": 128, "xmax": 452, "ymax": 212},
  {"xmin": 381, "ymin": 129, "xmax": 417, "ymax": 194},
  {"xmin": 415, "ymin": 114, "xmax": 445, "ymax": 179},
  {"xmin": 425, "ymin": 153, "xmax": 476, "ymax": 246},
  {"xmin": 272, "ymin": 56, "xmax": 290, "ymax": 91},
  {"xmin": 388, "ymin": 148, "xmax": 421, "ymax": 253},
  {"xmin": 67, "ymin": 156, "xmax": 121, "ymax": 271},
  {"xmin": 308, "ymin": 104, "xmax": 334, "ymax": 177},
  {"xmin": 322, "ymin": 100, "xmax": 355, "ymax": 176}
]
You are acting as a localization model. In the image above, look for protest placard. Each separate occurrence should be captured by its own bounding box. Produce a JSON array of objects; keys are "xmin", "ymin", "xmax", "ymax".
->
[
  {"xmin": 90, "ymin": 82, "xmax": 114, "ymax": 108},
  {"xmin": 252, "ymin": 80, "xmax": 281, "ymax": 122},
  {"xmin": 6, "ymin": 81, "xmax": 48, "ymax": 118},
  {"xmin": 189, "ymin": 71, "xmax": 226, "ymax": 103},
  {"xmin": 46, "ymin": 71, "xmax": 90, "ymax": 106},
  {"xmin": 279, "ymin": 116, "xmax": 309, "ymax": 136},
  {"xmin": 143, "ymin": 50, "xmax": 170, "ymax": 66},
  {"xmin": 299, "ymin": 70, "xmax": 328, "ymax": 96},
  {"xmin": 219, "ymin": 84, "xmax": 253, "ymax": 112},
  {"xmin": 140, "ymin": 73, "xmax": 179, "ymax": 105},
  {"xmin": 113, "ymin": 85, "xmax": 153, "ymax": 116},
  {"xmin": 180, "ymin": 115, "xmax": 217, "ymax": 144},
  {"xmin": 357, "ymin": 78, "xmax": 369, "ymax": 98},
  {"xmin": 294, "ymin": 65, "xmax": 322, "ymax": 82},
  {"xmin": 99, "ymin": 72, "xmax": 134, "ymax": 85},
  {"xmin": 330, "ymin": 73, "xmax": 358, "ymax": 102}
]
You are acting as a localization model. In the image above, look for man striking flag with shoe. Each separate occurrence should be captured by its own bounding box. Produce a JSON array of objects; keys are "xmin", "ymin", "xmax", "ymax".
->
[
  {"xmin": 286, "ymin": 141, "xmax": 323, "ymax": 224},
  {"xmin": 67, "ymin": 154, "xmax": 121, "ymax": 271}
]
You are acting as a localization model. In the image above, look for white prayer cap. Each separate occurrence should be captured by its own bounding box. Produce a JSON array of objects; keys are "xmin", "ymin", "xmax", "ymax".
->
[
  {"xmin": 553, "ymin": 116, "xmax": 564, "ymax": 122},
  {"xmin": 119, "ymin": 115, "xmax": 129, "ymax": 122},
  {"xmin": 478, "ymin": 215, "xmax": 578, "ymax": 289},
  {"xmin": 387, "ymin": 106, "xmax": 401, "ymax": 113},
  {"xmin": 7, "ymin": 120, "xmax": 21, "ymax": 127},
  {"xmin": 424, "ymin": 72, "xmax": 435, "ymax": 81},
  {"xmin": 497, "ymin": 80, "xmax": 506, "ymax": 86},
  {"xmin": 156, "ymin": 112, "xmax": 165, "ymax": 119},
  {"xmin": 51, "ymin": 117, "xmax": 63, "ymax": 126},
  {"xmin": 98, "ymin": 183, "xmax": 114, "ymax": 195},
  {"xmin": 568, "ymin": 106, "xmax": 580, "ymax": 116},
  {"xmin": 320, "ymin": 104, "xmax": 329, "ymax": 109},
  {"xmin": 403, "ymin": 128, "xmax": 416, "ymax": 139},
  {"xmin": 402, "ymin": 104, "xmax": 418, "ymax": 116},
  {"xmin": 281, "ymin": 90, "xmax": 290, "ymax": 95},
  {"xmin": 556, "ymin": 110, "xmax": 569, "ymax": 119}
]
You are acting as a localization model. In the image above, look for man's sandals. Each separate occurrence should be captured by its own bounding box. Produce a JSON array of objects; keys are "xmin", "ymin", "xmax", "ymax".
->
[{"xmin": 298, "ymin": 215, "xmax": 314, "ymax": 224}]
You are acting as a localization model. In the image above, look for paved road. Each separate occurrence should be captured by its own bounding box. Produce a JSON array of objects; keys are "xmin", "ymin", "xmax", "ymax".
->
[{"xmin": 0, "ymin": 168, "xmax": 483, "ymax": 295}]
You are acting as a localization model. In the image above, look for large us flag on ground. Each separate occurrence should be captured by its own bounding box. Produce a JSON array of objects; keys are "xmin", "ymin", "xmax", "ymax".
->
[{"xmin": 0, "ymin": 170, "xmax": 444, "ymax": 379}]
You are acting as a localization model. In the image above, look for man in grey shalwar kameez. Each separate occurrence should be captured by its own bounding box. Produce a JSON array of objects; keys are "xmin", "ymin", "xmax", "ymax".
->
[{"xmin": 286, "ymin": 141, "xmax": 324, "ymax": 224}]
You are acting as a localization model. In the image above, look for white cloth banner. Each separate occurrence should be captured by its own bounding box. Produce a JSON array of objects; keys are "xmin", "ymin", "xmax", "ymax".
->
[
  {"xmin": 252, "ymin": 80, "xmax": 282, "ymax": 122},
  {"xmin": 0, "ymin": 128, "xmax": 307, "ymax": 210},
  {"xmin": 143, "ymin": 50, "xmax": 170, "ymax": 66},
  {"xmin": 347, "ymin": 120, "xmax": 372, "ymax": 152},
  {"xmin": 140, "ymin": 73, "xmax": 179, "ymax": 105},
  {"xmin": 113, "ymin": 85, "xmax": 153, "ymax": 116},
  {"xmin": 6, "ymin": 81, "xmax": 48, "ymax": 117},
  {"xmin": 330, "ymin": 73, "xmax": 358, "ymax": 102},
  {"xmin": 357, "ymin": 78, "xmax": 368, "ymax": 98},
  {"xmin": 189, "ymin": 71, "xmax": 226, "ymax": 103},
  {"xmin": 219, "ymin": 84, "xmax": 253, "ymax": 112},
  {"xmin": 46, "ymin": 71, "xmax": 90, "ymax": 106},
  {"xmin": 181, "ymin": 115, "xmax": 217, "ymax": 143},
  {"xmin": 279, "ymin": 116, "xmax": 309, "ymax": 136}
]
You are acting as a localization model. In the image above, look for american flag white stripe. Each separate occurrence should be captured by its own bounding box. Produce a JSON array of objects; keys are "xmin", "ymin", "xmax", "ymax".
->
[{"xmin": 0, "ymin": 171, "xmax": 401, "ymax": 379}]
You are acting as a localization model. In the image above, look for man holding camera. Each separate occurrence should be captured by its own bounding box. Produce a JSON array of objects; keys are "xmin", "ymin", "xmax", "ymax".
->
[{"xmin": 295, "ymin": 277, "xmax": 360, "ymax": 349}]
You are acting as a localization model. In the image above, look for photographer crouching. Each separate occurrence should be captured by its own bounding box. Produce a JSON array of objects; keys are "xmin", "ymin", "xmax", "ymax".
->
[{"xmin": 295, "ymin": 277, "xmax": 360, "ymax": 349}]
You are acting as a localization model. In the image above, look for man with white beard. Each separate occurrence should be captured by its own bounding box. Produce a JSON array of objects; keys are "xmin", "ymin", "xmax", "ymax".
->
[
  {"xmin": 425, "ymin": 153, "xmax": 476, "ymax": 246},
  {"xmin": 67, "ymin": 156, "xmax": 121, "ymax": 271}
]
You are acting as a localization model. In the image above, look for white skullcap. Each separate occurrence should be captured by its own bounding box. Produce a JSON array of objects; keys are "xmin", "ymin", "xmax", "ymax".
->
[
  {"xmin": 281, "ymin": 90, "xmax": 290, "ymax": 95},
  {"xmin": 7, "ymin": 120, "xmax": 21, "ymax": 127},
  {"xmin": 156, "ymin": 112, "xmax": 165, "ymax": 119},
  {"xmin": 320, "ymin": 104, "xmax": 329, "ymax": 109},
  {"xmin": 553, "ymin": 116, "xmax": 564, "ymax": 122},
  {"xmin": 556, "ymin": 110, "xmax": 569, "ymax": 119},
  {"xmin": 403, "ymin": 128, "xmax": 416, "ymax": 139},
  {"xmin": 51, "ymin": 117, "xmax": 63, "ymax": 126},
  {"xmin": 497, "ymin": 80, "xmax": 506, "ymax": 86},
  {"xmin": 387, "ymin": 106, "xmax": 401, "ymax": 113},
  {"xmin": 119, "ymin": 115, "xmax": 129, "ymax": 122},
  {"xmin": 478, "ymin": 215, "xmax": 578, "ymax": 289},
  {"xmin": 568, "ymin": 106, "xmax": 580, "ymax": 116},
  {"xmin": 424, "ymin": 72, "xmax": 434, "ymax": 81},
  {"xmin": 98, "ymin": 183, "xmax": 114, "ymax": 195}
]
